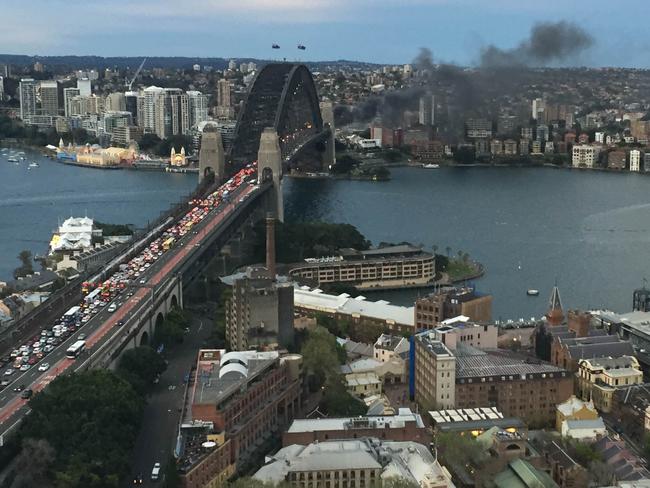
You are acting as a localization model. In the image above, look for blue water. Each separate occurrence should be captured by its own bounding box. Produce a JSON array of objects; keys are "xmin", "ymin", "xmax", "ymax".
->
[
  {"xmin": 284, "ymin": 166, "xmax": 650, "ymax": 319},
  {"xmin": 0, "ymin": 147, "xmax": 196, "ymax": 281}
]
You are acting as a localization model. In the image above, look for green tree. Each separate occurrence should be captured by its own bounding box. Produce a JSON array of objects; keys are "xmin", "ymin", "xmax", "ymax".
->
[
  {"xmin": 18, "ymin": 370, "xmax": 145, "ymax": 487},
  {"xmin": 13, "ymin": 250, "xmax": 34, "ymax": 279},
  {"xmin": 116, "ymin": 346, "xmax": 166, "ymax": 395},
  {"xmin": 8, "ymin": 438, "xmax": 55, "ymax": 488},
  {"xmin": 320, "ymin": 378, "xmax": 366, "ymax": 416},
  {"xmin": 300, "ymin": 326, "xmax": 341, "ymax": 390},
  {"xmin": 154, "ymin": 307, "xmax": 188, "ymax": 347}
]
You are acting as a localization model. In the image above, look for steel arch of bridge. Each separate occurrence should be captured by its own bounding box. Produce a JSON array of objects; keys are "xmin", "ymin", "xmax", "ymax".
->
[{"xmin": 230, "ymin": 63, "xmax": 324, "ymax": 166}]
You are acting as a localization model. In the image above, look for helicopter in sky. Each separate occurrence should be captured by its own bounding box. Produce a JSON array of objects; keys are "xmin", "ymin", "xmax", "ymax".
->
[
  {"xmin": 272, "ymin": 44, "xmax": 280, "ymax": 49},
  {"xmin": 297, "ymin": 44, "xmax": 306, "ymax": 50}
]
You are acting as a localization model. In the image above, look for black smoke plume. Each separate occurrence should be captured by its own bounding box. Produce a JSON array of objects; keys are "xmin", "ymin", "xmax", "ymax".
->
[{"xmin": 480, "ymin": 21, "xmax": 593, "ymax": 67}]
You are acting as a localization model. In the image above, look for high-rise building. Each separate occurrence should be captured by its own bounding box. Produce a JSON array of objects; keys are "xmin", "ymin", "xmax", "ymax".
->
[
  {"xmin": 532, "ymin": 98, "xmax": 545, "ymax": 120},
  {"xmin": 19, "ymin": 78, "xmax": 38, "ymax": 122},
  {"xmin": 630, "ymin": 149, "xmax": 641, "ymax": 172},
  {"xmin": 77, "ymin": 78, "xmax": 91, "ymax": 97},
  {"xmin": 465, "ymin": 118, "xmax": 492, "ymax": 138},
  {"xmin": 187, "ymin": 90, "xmax": 209, "ymax": 128},
  {"xmin": 39, "ymin": 80, "xmax": 59, "ymax": 116},
  {"xmin": 418, "ymin": 93, "xmax": 435, "ymax": 126},
  {"xmin": 536, "ymin": 124, "xmax": 549, "ymax": 142},
  {"xmin": 227, "ymin": 59, "xmax": 237, "ymax": 70},
  {"xmin": 572, "ymin": 145, "xmax": 600, "ymax": 168},
  {"xmin": 124, "ymin": 91, "xmax": 138, "ymax": 120},
  {"xmin": 166, "ymin": 88, "xmax": 189, "ymax": 137},
  {"xmin": 138, "ymin": 86, "xmax": 164, "ymax": 134},
  {"xmin": 63, "ymin": 87, "xmax": 80, "ymax": 117},
  {"xmin": 216, "ymin": 79, "xmax": 234, "ymax": 119},
  {"xmin": 105, "ymin": 92, "xmax": 126, "ymax": 112},
  {"xmin": 33, "ymin": 61, "xmax": 44, "ymax": 73},
  {"xmin": 0, "ymin": 76, "xmax": 4, "ymax": 101}
]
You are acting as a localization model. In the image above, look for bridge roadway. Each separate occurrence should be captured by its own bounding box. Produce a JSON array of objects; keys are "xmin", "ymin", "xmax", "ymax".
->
[{"xmin": 0, "ymin": 182, "xmax": 262, "ymax": 440}]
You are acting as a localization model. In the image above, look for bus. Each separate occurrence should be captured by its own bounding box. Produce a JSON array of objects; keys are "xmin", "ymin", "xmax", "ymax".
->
[
  {"xmin": 66, "ymin": 340, "xmax": 86, "ymax": 359},
  {"xmin": 163, "ymin": 237, "xmax": 175, "ymax": 251},
  {"xmin": 63, "ymin": 306, "xmax": 81, "ymax": 325},
  {"xmin": 84, "ymin": 287, "xmax": 102, "ymax": 305}
]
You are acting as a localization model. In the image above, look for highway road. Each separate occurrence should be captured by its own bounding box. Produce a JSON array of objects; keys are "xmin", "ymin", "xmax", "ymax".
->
[{"xmin": 0, "ymin": 182, "xmax": 258, "ymax": 440}]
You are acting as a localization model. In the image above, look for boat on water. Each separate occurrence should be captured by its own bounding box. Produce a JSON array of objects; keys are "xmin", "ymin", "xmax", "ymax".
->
[
  {"xmin": 422, "ymin": 163, "xmax": 440, "ymax": 169},
  {"xmin": 527, "ymin": 289, "xmax": 540, "ymax": 296},
  {"xmin": 7, "ymin": 157, "xmax": 18, "ymax": 163},
  {"xmin": 28, "ymin": 162, "xmax": 39, "ymax": 168}
]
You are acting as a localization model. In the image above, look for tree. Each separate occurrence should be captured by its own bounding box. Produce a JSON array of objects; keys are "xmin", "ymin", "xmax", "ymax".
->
[
  {"xmin": 300, "ymin": 326, "xmax": 341, "ymax": 390},
  {"xmin": 13, "ymin": 250, "xmax": 34, "ymax": 279},
  {"xmin": 18, "ymin": 370, "xmax": 145, "ymax": 486},
  {"xmin": 436, "ymin": 432, "xmax": 487, "ymax": 470},
  {"xmin": 320, "ymin": 378, "xmax": 366, "ymax": 416},
  {"xmin": 9, "ymin": 439, "xmax": 55, "ymax": 488},
  {"xmin": 117, "ymin": 346, "xmax": 166, "ymax": 395},
  {"xmin": 154, "ymin": 307, "xmax": 188, "ymax": 347},
  {"xmin": 138, "ymin": 133, "xmax": 163, "ymax": 153}
]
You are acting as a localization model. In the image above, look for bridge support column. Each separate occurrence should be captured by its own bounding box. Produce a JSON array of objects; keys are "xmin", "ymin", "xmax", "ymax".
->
[
  {"xmin": 258, "ymin": 128, "xmax": 284, "ymax": 222},
  {"xmin": 320, "ymin": 100, "xmax": 336, "ymax": 168},
  {"xmin": 199, "ymin": 124, "xmax": 225, "ymax": 185}
]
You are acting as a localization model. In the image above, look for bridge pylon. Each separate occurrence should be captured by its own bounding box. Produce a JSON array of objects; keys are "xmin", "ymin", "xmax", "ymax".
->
[
  {"xmin": 199, "ymin": 124, "xmax": 225, "ymax": 185},
  {"xmin": 258, "ymin": 127, "xmax": 284, "ymax": 222},
  {"xmin": 319, "ymin": 100, "xmax": 336, "ymax": 168}
]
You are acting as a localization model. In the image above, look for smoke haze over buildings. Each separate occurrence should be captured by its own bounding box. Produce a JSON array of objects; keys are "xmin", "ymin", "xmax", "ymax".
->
[{"xmin": 480, "ymin": 21, "xmax": 594, "ymax": 68}]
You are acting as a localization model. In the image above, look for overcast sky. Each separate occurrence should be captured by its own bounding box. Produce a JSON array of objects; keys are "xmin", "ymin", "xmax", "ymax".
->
[{"xmin": 2, "ymin": 0, "xmax": 649, "ymax": 67}]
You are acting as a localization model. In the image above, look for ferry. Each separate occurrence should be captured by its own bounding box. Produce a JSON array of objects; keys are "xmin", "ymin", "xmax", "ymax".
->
[
  {"xmin": 526, "ymin": 289, "xmax": 540, "ymax": 296},
  {"xmin": 422, "ymin": 163, "xmax": 440, "ymax": 169},
  {"xmin": 28, "ymin": 162, "xmax": 39, "ymax": 169}
]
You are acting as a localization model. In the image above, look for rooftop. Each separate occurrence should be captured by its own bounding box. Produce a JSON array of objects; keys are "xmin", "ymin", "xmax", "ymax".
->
[
  {"xmin": 190, "ymin": 349, "xmax": 279, "ymax": 407},
  {"xmin": 454, "ymin": 345, "xmax": 567, "ymax": 379},
  {"xmin": 294, "ymin": 286, "xmax": 414, "ymax": 326},
  {"xmin": 286, "ymin": 408, "xmax": 425, "ymax": 433},
  {"xmin": 254, "ymin": 438, "xmax": 455, "ymax": 487}
]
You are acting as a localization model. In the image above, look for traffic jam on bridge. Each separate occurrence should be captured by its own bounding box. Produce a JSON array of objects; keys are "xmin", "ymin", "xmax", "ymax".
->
[{"xmin": 0, "ymin": 162, "xmax": 258, "ymax": 416}]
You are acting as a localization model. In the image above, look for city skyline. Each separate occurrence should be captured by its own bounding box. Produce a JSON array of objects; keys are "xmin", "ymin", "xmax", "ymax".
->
[{"xmin": 3, "ymin": 0, "xmax": 650, "ymax": 68}]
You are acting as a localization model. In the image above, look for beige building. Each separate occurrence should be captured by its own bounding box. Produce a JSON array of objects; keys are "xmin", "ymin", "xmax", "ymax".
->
[
  {"xmin": 577, "ymin": 356, "xmax": 643, "ymax": 413},
  {"xmin": 572, "ymin": 144, "xmax": 601, "ymax": 168},
  {"xmin": 555, "ymin": 395, "xmax": 599, "ymax": 431},
  {"xmin": 415, "ymin": 286, "xmax": 492, "ymax": 329},
  {"xmin": 429, "ymin": 317, "xmax": 498, "ymax": 350},
  {"xmin": 345, "ymin": 372, "xmax": 383, "ymax": 399},
  {"xmin": 254, "ymin": 439, "xmax": 455, "ymax": 488},
  {"xmin": 414, "ymin": 333, "xmax": 456, "ymax": 410},
  {"xmin": 289, "ymin": 245, "xmax": 434, "ymax": 290}
]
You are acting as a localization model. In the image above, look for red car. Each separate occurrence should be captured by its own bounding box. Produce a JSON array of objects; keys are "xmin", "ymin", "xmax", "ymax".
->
[{"xmin": 27, "ymin": 357, "xmax": 37, "ymax": 365}]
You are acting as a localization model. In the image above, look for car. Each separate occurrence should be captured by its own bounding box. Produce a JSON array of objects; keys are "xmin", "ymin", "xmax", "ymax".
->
[
  {"xmin": 78, "ymin": 333, "xmax": 86, "ymax": 340},
  {"xmin": 139, "ymin": 278, "xmax": 146, "ymax": 284},
  {"xmin": 27, "ymin": 357, "xmax": 37, "ymax": 365},
  {"xmin": 108, "ymin": 304, "xmax": 117, "ymax": 313},
  {"xmin": 43, "ymin": 345, "xmax": 54, "ymax": 353},
  {"xmin": 13, "ymin": 384, "xmax": 25, "ymax": 392},
  {"xmin": 151, "ymin": 462, "xmax": 161, "ymax": 481},
  {"xmin": 133, "ymin": 473, "xmax": 144, "ymax": 485},
  {"xmin": 38, "ymin": 362, "xmax": 50, "ymax": 372},
  {"xmin": 19, "ymin": 364, "xmax": 30, "ymax": 372},
  {"xmin": 20, "ymin": 389, "xmax": 33, "ymax": 400},
  {"xmin": 0, "ymin": 379, "xmax": 11, "ymax": 388},
  {"xmin": 116, "ymin": 320, "xmax": 125, "ymax": 327}
]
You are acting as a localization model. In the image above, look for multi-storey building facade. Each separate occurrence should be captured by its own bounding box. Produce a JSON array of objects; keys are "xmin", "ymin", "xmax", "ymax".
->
[
  {"xmin": 577, "ymin": 355, "xmax": 643, "ymax": 412},
  {"xmin": 289, "ymin": 244, "xmax": 434, "ymax": 290},
  {"xmin": 19, "ymin": 78, "xmax": 37, "ymax": 122},
  {"xmin": 572, "ymin": 144, "xmax": 601, "ymax": 168},
  {"xmin": 415, "ymin": 286, "xmax": 492, "ymax": 329},
  {"xmin": 178, "ymin": 350, "xmax": 302, "ymax": 488},
  {"xmin": 39, "ymin": 80, "xmax": 59, "ymax": 116},
  {"xmin": 415, "ymin": 331, "xmax": 572, "ymax": 425}
]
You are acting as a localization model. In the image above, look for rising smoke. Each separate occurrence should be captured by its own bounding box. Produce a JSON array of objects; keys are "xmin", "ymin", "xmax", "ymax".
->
[
  {"xmin": 479, "ymin": 21, "xmax": 594, "ymax": 68},
  {"xmin": 335, "ymin": 21, "xmax": 594, "ymax": 129}
]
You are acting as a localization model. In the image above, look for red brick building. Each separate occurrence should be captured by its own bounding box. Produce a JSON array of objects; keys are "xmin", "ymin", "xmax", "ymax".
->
[{"xmin": 178, "ymin": 350, "xmax": 302, "ymax": 488}]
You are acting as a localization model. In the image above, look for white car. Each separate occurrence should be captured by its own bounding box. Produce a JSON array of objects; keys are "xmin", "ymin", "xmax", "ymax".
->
[
  {"xmin": 38, "ymin": 363, "xmax": 50, "ymax": 372},
  {"xmin": 4, "ymin": 369, "xmax": 14, "ymax": 376},
  {"xmin": 19, "ymin": 364, "xmax": 30, "ymax": 372}
]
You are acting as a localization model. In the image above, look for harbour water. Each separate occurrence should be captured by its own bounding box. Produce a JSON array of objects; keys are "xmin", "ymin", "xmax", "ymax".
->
[
  {"xmin": 284, "ymin": 166, "xmax": 650, "ymax": 319},
  {"xmin": 0, "ymin": 147, "xmax": 196, "ymax": 281},
  {"xmin": 3, "ymin": 149, "xmax": 650, "ymax": 320}
]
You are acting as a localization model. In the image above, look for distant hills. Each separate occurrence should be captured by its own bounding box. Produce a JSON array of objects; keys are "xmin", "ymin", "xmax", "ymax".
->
[{"xmin": 0, "ymin": 54, "xmax": 380, "ymax": 71}]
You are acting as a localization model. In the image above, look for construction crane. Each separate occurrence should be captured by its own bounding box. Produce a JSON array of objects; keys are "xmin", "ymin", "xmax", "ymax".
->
[{"xmin": 126, "ymin": 58, "xmax": 147, "ymax": 91}]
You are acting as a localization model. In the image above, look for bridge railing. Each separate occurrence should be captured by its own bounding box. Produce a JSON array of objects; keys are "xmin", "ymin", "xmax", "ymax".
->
[{"xmin": 0, "ymin": 176, "xmax": 218, "ymax": 357}]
